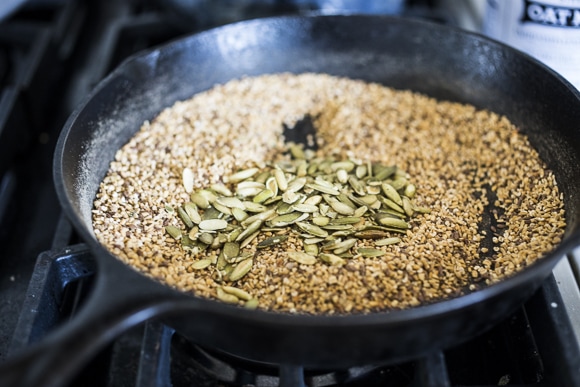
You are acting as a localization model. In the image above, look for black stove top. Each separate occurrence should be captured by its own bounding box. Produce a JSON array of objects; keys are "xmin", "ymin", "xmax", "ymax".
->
[{"xmin": 0, "ymin": 1, "xmax": 579, "ymax": 386}]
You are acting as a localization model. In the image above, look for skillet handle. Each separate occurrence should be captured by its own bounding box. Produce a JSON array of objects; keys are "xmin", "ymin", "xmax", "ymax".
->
[{"xmin": 0, "ymin": 250, "xmax": 189, "ymax": 387}]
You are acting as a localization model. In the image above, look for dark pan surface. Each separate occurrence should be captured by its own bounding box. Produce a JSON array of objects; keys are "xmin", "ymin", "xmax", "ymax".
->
[{"xmin": 51, "ymin": 15, "xmax": 580, "ymax": 369}]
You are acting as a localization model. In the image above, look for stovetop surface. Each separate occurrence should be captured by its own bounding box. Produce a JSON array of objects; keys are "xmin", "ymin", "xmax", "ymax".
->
[{"xmin": 0, "ymin": 0, "xmax": 579, "ymax": 386}]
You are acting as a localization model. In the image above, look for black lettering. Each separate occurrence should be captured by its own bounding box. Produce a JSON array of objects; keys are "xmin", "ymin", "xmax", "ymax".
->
[{"xmin": 522, "ymin": 0, "xmax": 580, "ymax": 28}]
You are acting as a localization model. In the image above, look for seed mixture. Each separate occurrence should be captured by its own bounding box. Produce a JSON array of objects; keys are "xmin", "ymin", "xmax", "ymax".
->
[{"xmin": 92, "ymin": 73, "xmax": 566, "ymax": 314}]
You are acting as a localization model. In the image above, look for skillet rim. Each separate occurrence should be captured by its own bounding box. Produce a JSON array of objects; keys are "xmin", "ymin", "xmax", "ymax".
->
[{"xmin": 53, "ymin": 14, "xmax": 580, "ymax": 327}]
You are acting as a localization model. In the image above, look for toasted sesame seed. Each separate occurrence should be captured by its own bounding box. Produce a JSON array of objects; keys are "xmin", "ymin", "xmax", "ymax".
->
[{"xmin": 92, "ymin": 73, "xmax": 566, "ymax": 315}]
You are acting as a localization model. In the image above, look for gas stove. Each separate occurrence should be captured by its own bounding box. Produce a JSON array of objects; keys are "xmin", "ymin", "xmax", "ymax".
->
[{"xmin": 0, "ymin": 1, "xmax": 579, "ymax": 386}]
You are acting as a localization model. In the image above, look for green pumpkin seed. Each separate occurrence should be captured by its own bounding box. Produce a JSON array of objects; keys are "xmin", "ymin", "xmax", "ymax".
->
[
  {"xmin": 404, "ymin": 183, "xmax": 416, "ymax": 198},
  {"xmin": 183, "ymin": 202, "xmax": 201, "ymax": 224},
  {"xmin": 312, "ymin": 216, "xmax": 330, "ymax": 226},
  {"xmin": 329, "ymin": 216, "xmax": 361, "ymax": 225},
  {"xmin": 319, "ymin": 253, "xmax": 345, "ymax": 266},
  {"xmin": 287, "ymin": 251, "xmax": 317, "ymax": 265},
  {"xmin": 375, "ymin": 237, "xmax": 402, "ymax": 246},
  {"xmin": 375, "ymin": 215, "xmax": 409, "ymax": 229},
  {"xmin": 268, "ymin": 212, "xmax": 304, "ymax": 227},
  {"xmin": 354, "ymin": 230, "xmax": 391, "ymax": 239},
  {"xmin": 229, "ymin": 259, "xmax": 253, "ymax": 281},
  {"xmin": 199, "ymin": 219, "xmax": 228, "ymax": 231},
  {"xmin": 274, "ymin": 168, "xmax": 288, "ymax": 191},
  {"xmin": 190, "ymin": 192, "xmax": 210, "ymax": 209},
  {"xmin": 291, "ymin": 203, "xmax": 319, "ymax": 213},
  {"xmin": 216, "ymin": 196, "xmax": 245, "ymax": 210},
  {"xmin": 242, "ymin": 201, "xmax": 268, "ymax": 213},
  {"xmin": 213, "ymin": 202, "xmax": 232, "ymax": 216},
  {"xmin": 402, "ymin": 196, "xmax": 414, "ymax": 217},
  {"xmin": 253, "ymin": 189, "xmax": 275, "ymax": 203},
  {"xmin": 177, "ymin": 206, "xmax": 194, "ymax": 228},
  {"xmin": 211, "ymin": 183, "xmax": 233, "ymax": 197},
  {"xmin": 198, "ymin": 232, "xmax": 214, "ymax": 245},
  {"xmin": 216, "ymin": 287, "xmax": 239, "ymax": 303},
  {"xmin": 226, "ymin": 167, "xmax": 260, "ymax": 183},
  {"xmin": 381, "ymin": 183, "xmax": 403, "ymax": 206},
  {"xmin": 355, "ymin": 165, "xmax": 367, "ymax": 179},
  {"xmin": 223, "ymin": 242, "xmax": 240, "ymax": 260},
  {"xmin": 232, "ymin": 207, "xmax": 249, "ymax": 222},
  {"xmin": 235, "ymin": 219, "xmax": 263, "ymax": 242},
  {"xmin": 357, "ymin": 248, "xmax": 385, "ymax": 257},
  {"xmin": 303, "ymin": 243, "xmax": 319, "ymax": 256},
  {"xmin": 288, "ymin": 142, "xmax": 306, "ymax": 160},
  {"xmin": 257, "ymin": 235, "xmax": 288, "ymax": 248},
  {"xmin": 306, "ymin": 182, "xmax": 340, "ymax": 195},
  {"xmin": 244, "ymin": 298, "xmax": 259, "ymax": 309},
  {"xmin": 221, "ymin": 285, "xmax": 252, "ymax": 301},
  {"xmin": 182, "ymin": 168, "xmax": 194, "ymax": 193},
  {"xmin": 191, "ymin": 259, "xmax": 212, "ymax": 270},
  {"xmin": 265, "ymin": 176, "xmax": 279, "ymax": 197},
  {"xmin": 327, "ymin": 199, "xmax": 355, "ymax": 216},
  {"xmin": 165, "ymin": 225, "xmax": 182, "ymax": 240},
  {"xmin": 296, "ymin": 222, "xmax": 328, "ymax": 237}
]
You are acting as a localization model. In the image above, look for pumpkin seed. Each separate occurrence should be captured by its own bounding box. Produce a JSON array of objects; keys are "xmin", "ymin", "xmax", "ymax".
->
[
  {"xmin": 404, "ymin": 183, "xmax": 416, "ymax": 198},
  {"xmin": 165, "ymin": 225, "xmax": 182, "ymax": 240},
  {"xmin": 229, "ymin": 259, "xmax": 253, "ymax": 281},
  {"xmin": 329, "ymin": 216, "xmax": 361, "ymax": 225},
  {"xmin": 236, "ymin": 219, "xmax": 263, "ymax": 242},
  {"xmin": 191, "ymin": 259, "xmax": 212, "ymax": 270},
  {"xmin": 182, "ymin": 168, "xmax": 194, "ymax": 193},
  {"xmin": 257, "ymin": 235, "xmax": 288, "ymax": 248},
  {"xmin": 274, "ymin": 168, "xmax": 288, "ymax": 191},
  {"xmin": 244, "ymin": 298, "xmax": 259, "ymax": 309},
  {"xmin": 296, "ymin": 222, "xmax": 328, "ymax": 237},
  {"xmin": 177, "ymin": 206, "xmax": 194, "ymax": 228},
  {"xmin": 375, "ymin": 215, "xmax": 409, "ymax": 229},
  {"xmin": 312, "ymin": 216, "xmax": 330, "ymax": 226},
  {"xmin": 303, "ymin": 243, "xmax": 319, "ymax": 256},
  {"xmin": 232, "ymin": 207, "xmax": 249, "ymax": 222},
  {"xmin": 226, "ymin": 167, "xmax": 260, "ymax": 183},
  {"xmin": 355, "ymin": 165, "xmax": 367, "ymax": 179},
  {"xmin": 242, "ymin": 201, "xmax": 268, "ymax": 213},
  {"xmin": 327, "ymin": 199, "xmax": 355, "ymax": 216},
  {"xmin": 253, "ymin": 189, "xmax": 275, "ymax": 203},
  {"xmin": 190, "ymin": 192, "xmax": 210, "ymax": 209},
  {"xmin": 211, "ymin": 183, "xmax": 232, "ymax": 197},
  {"xmin": 223, "ymin": 242, "xmax": 240, "ymax": 260},
  {"xmin": 306, "ymin": 182, "xmax": 340, "ymax": 195},
  {"xmin": 381, "ymin": 183, "xmax": 403, "ymax": 206},
  {"xmin": 357, "ymin": 248, "xmax": 385, "ymax": 257},
  {"xmin": 198, "ymin": 232, "xmax": 214, "ymax": 245},
  {"xmin": 287, "ymin": 251, "xmax": 317, "ymax": 265},
  {"xmin": 216, "ymin": 196, "xmax": 245, "ymax": 210},
  {"xmin": 183, "ymin": 202, "xmax": 201, "ymax": 224},
  {"xmin": 375, "ymin": 237, "xmax": 401, "ymax": 246},
  {"xmin": 213, "ymin": 202, "xmax": 232, "ymax": 216},
  {"xmin": 221, "ymin": 285, "xmax": 252, "ymax": 301},
  {"xmin": 291, "ymin": 203, "xmax": 319, "ymax": 213},
  {"xmin": 216, "ymin": 287, "xmax": 239, "ymax": 303},
  {"xmin": 268, "ymin": 212, "xmax": 304, "ymax": 227},
  {"xmin": 288, "ymin": 142, "xmax": 306, "ymax": 160},
  {"xmin": 199, "ymin": 219, "xmax": 228, "ymax": 231},
  {"xmin": 265, "ymin": 176, "xmax": 279, "ymax": 197},
  {"xmin": 319, "ymin": 253, "xmax": 345, "ymax": 266}
]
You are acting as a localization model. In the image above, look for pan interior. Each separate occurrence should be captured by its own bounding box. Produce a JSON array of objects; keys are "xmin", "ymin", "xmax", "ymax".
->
[{"xmin": 57, "ymin": 15, "xmax": 580, "ymax": 286}]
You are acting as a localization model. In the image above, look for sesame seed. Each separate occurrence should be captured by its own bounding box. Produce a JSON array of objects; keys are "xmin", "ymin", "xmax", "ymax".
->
[{"xmin": 92, "ymin": 73, "xmax": 566, "ymax": 315}]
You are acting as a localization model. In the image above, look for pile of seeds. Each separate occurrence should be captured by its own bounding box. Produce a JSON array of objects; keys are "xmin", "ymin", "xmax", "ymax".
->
[
  {"xmin": 92, "ymin": 73, "xmax": 566, "ymax": 314},
  {"xmin": 165, "ymin": 144, "xmax": 431, "ymax": 306}
]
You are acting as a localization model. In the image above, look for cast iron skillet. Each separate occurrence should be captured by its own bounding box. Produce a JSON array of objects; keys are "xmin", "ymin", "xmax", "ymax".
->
[{"xmin": 2, "ymin": 15, "xmax": 580, "ymax": 387}]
